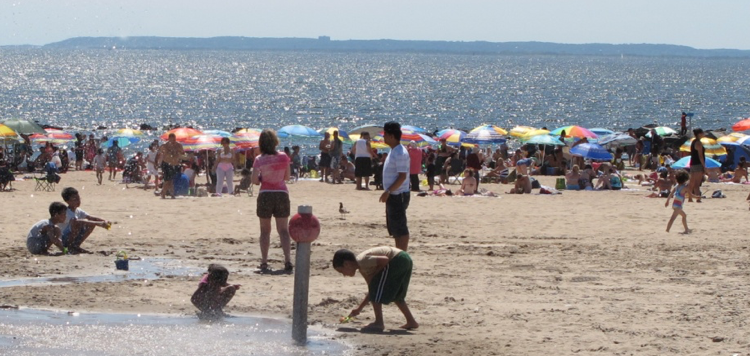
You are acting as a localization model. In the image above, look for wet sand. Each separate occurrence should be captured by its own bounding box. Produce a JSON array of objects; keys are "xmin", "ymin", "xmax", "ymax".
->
[{"xmin": 1, "ymin": 170, "xmax": 749, "ymax": 355}]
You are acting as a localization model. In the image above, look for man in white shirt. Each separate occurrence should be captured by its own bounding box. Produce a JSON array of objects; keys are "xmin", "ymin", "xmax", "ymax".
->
[{"xmin": 379, "ymin": 122, "xmax": 411, "ymax": 251}]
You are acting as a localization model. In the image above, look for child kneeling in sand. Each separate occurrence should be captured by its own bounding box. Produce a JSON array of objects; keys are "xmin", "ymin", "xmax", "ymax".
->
[
  {"xmin": 333, "ymin": 247, "xmax": 418, "ymax": 332},
  {"xmin": 26, "ymin": 202, "xmax": 68, "ymax": 255},
  {"xmin": 191, "ymin": 264, "xmax": 241, "ymax": 319}
]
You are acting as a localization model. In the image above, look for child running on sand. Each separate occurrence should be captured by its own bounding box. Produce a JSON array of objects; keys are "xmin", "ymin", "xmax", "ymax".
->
[
  {"xmin": 191, "ymin": 264, "xmax": 240, "ymax": 319},
  {"xmin": 333, "ymin": 247, "xmax": 418, "ymax": 332},
  {"xmin": 26, "ymin": 202, "xmax": 67, "ymax": 255},
  {"xmin": 665, "ymin": 170, "xmax": 690, "ymax": 234}
]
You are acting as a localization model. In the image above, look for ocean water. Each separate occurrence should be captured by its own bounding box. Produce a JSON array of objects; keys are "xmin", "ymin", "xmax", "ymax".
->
[{"xmin": 1, "ymin": 48, "xmax": 748, "ymax": 134}]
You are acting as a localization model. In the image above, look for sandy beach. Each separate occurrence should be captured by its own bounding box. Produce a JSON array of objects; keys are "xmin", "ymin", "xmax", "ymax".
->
[{"xmin": 1, "ymin": 170, "xmax": 750, "ymax": 355}]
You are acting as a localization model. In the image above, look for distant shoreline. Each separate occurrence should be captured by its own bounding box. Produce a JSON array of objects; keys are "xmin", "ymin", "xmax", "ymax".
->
[{"xmin": 3, "ymin": 36, "xmax": 749, "ymax": 58}]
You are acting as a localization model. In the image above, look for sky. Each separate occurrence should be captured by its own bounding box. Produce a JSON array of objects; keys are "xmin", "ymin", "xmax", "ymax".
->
[{"xmin": 1, "ymin": 0, "xmax": 749, "ymax": 50}]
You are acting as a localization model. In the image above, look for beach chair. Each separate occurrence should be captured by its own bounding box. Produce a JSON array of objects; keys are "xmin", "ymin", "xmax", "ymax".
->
[{"xmin": 33, "ymin": 171, "xmax": 56, "ymax": 192}]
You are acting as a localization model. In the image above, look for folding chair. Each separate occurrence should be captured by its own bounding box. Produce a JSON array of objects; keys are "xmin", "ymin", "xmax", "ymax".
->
[{"xmin": 33, "ymin": 172, "xmax": 55, "ymax": 192}]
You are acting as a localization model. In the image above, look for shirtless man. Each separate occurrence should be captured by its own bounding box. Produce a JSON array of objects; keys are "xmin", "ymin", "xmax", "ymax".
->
[
  {"xmin": 508, "ymin": 174, "xmax": 532, "ymax": 194},
  {"xmin": 158, "ymin": 133, "xmax": 185, "ymax": 199},
  {"xmin": 318, "ymin": 132, "xmax": 332, "ymax": 183}
]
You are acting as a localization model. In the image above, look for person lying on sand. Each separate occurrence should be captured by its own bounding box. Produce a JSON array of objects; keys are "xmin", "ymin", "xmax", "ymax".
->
[{"xmin": 333, "ymin": 247, "xmax": 418, "ymax": 332}]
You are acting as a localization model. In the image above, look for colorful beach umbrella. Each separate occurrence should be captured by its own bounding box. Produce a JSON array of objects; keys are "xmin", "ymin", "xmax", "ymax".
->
[
  {"xmin": 160, "ymin": 127, "xmax": 203, "ymax": 142},
  {"xmin": 0, "ymin": 124, "xmax": 21, "ymax": 144},
  {"xmin": 550, "ymin": 125, "xmax": 598, "ymax": 139},
  {"xmin": 230, "ymin": 134, "xmax": 259, "ymax": 150},
  {"xmin": 437, "ymin": 129, "xmax": 468, "ymax": 146},
  {"xmin": 372, "ymin": 130, "xmax": 436, "ymax": 147},
  {"xmin": 645, "ymin": 126, "xmax": 677, "ymax": 137},
  {"xmin": 679, "ymin": 137, "xmax": 727, "ymax": 156},
  {"xmin": 401, "ymin": 125, "xmax": 428, "ymax": 133},
  {"xmin": 278, "ymin": 124, "xmax": 321, "ymax": 138},
  {"xmin": 570, "ymin": 143, "xmax": 613, "ymax": 161},
  {"xmin": 672, "ymin": 156, "xmax": 721, "ymax": 169},
  {"xmin": 0, "ymin": 119, "xmax": 46, "ymax": 135},
  {"xmin": 30, "ymin": 131, "xmax": 75, "ymax": 144},
  {"xmin": 234, "ymin": 128, "xmax": 262, "ymax": 135},
  {"xmin": 465, "ymin": 125, "xmax": 507, "ymax": 144}
]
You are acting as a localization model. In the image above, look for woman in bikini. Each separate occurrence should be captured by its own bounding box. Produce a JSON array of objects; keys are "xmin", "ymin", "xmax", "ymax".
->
[{"xmin": 213, "ymin": 137, "xmax": 235, "ymax": 196}]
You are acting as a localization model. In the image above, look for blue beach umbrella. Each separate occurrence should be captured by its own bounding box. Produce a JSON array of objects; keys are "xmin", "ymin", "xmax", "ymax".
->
[
  {"xmin": 672, "ymin": 156, "xmax": 721, "ymax": 169},
  {"xmin": 570, "ymin": 143, "xmax": 613, "ymax": 161},
  {"xmin": 278, "ymin": 124, "xmax": 321, "ymax": 138},
  {"xmin": 401, "ymin": 125, "xmax": 428, "ymax": 133},
  {"xmin": 589, "ymin": 128, "xmax": 614, "ymax": 137},
  {"xmin": 525, "ymin": 134, "xmax": 565, "ymax": 146},
  {"xmin": 464, "ymin": 129, "xmax": 506, "ymax": 144},
  {"xmin": 104, "ymin": 136, "xmax": 140, "ymax": 148}
]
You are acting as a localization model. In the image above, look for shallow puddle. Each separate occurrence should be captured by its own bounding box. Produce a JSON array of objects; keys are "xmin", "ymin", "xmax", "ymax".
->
[
  {"xmin": 0, "ymin": 258, "xmax": 203, "ymax": 288},
  {"xmin": 0, "ymin": 308, "xmax": 348, "ymax": 356}
]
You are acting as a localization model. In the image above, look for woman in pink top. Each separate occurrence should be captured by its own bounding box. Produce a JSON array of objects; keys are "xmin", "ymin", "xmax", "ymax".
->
[{"xmin": 252, "ymin": 129, "xmax": 293, "ymax": 273}]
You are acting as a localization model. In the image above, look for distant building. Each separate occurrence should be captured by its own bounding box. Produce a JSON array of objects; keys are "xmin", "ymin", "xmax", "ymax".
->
[{"xmin": 318, "ymin": 36, "xmax": 331, "ymax": 42}]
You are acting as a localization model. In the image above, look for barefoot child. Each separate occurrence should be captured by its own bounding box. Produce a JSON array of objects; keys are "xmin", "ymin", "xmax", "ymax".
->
[
  {"xmin": 333, "ymin": 247, "xmax": 419, "ymax": 332},
  {"xmin": 665, "ymin": 170, "xmax": 690, "ymax": 233},
  {"xmin": 60, "ymin": 187, "xmax": 112, "ymax": 253},
  {"xmin": 26, "ymin": 202, "xmax": 68, "ymax": 255},
  {"xmin": 191, "ymin": 264, "xmax": 240, "ymax": 319},
  {"xmin": 93, "ymin": 148, "xmax": 106, "ymax": 185}
]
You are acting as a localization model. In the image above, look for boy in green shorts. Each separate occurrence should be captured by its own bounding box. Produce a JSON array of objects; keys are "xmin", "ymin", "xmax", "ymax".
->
[{"xmin": 333, "ymin": 246, "xmax": 419, "ymax": 332}]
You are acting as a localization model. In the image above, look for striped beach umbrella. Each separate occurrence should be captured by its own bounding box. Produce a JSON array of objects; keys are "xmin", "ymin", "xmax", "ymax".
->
[
  {"xmin": 318, "ymin": 127, "xmax": 351, "ymax": 142},
  {"xmin": 570, "ymin": 143, "xmax": 613, "ymax": 161},
  {"xmin": 679, "ymin": 137, "xmax": 727, "ymax": 156},
  {"xmin": 645, "ymin": 126, "xmax": 677, "ymax": 137},
  {"xmin": 230, "ymin": 134, "xmax": 259, "ymax": 150},
  {"xmin": 465, "ymin": 125, "xmax": 507, "ymax": 144},
  {"xmin": 372, "ymin": 130, "xmax": 436, "ymax": 147},
  {"xmin": 550, "ymin": 125, "xmax": 598, "ymax": 139},
  {"xmin": 0, "ymin": 119, "xmax": 46, "ymax": 135}
]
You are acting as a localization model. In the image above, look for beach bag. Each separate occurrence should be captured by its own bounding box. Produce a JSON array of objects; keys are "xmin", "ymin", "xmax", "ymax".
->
[{"xmin": 531, "ymin": 177, "xmax": 541, "ymax": 189}]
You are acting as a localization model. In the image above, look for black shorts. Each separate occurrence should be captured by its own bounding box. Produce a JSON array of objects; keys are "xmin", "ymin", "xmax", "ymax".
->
[
  {"xmin": 319, "ymin": 153, "xmax": 331, "ymax": 168},
  {"xmin": 161, "ymin": 162, "xmax": 180, "ymax": 181},
  {"xmin": 386, "ymin": 192, "xmax": 410, "ymax": 237},
  {"xmin": 354, "ymin": 157, "xmax": 373, "ymax": 177},
  {"xmin": 256, "ymin": 191, "xmax": 290, "ymax": 219}
]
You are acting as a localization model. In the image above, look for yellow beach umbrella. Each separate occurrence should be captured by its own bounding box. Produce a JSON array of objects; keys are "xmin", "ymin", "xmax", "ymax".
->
[
  {"xmin": 679, "ymin": 137, "xmax": 727, "ymax": 156},
  {"xmin": 509, "ymin": 126, "xmax": 537, "ymax": 138},
  {"xmin": 469, "ymin": 124, "xmax": 508, "ymax": 136},
  {"xmin": 520, "ymin": 129, "xmax": 551, "ymax": 142},
  {"xmin": 716, "ymin": 132, "xmax": 749, "ymax": 143}
]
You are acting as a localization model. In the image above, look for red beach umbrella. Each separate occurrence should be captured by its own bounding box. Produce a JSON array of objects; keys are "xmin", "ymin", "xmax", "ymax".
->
[{"xmin": 732, "ymin": 118, "xmax": 750, "ymax": 132}]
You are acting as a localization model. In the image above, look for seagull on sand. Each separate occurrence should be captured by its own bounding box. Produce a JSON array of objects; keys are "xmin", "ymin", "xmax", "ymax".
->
[{"xmin": 339, "ymin": 202, "xmax": 350, "ymax": 219}]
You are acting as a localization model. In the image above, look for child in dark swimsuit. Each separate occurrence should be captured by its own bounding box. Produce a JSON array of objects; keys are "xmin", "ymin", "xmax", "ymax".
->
[{"xmin": 191, "ymin": 264, "xmax": 241, "ymax": 319}]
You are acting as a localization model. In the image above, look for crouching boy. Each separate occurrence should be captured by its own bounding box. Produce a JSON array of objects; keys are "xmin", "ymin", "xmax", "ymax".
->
[
  {"xmin": 26, "ymin": 202, "xmax": 67, "ymax": 255},
  {"xmin": 333, "ymin": 246, "xmax": 418, "ymax": 332}
]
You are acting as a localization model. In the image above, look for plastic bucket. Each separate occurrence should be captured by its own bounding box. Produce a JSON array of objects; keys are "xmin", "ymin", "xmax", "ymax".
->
[{"xmin": 115, "ymin": 259, "xmax": 129, "ymax": 271}]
